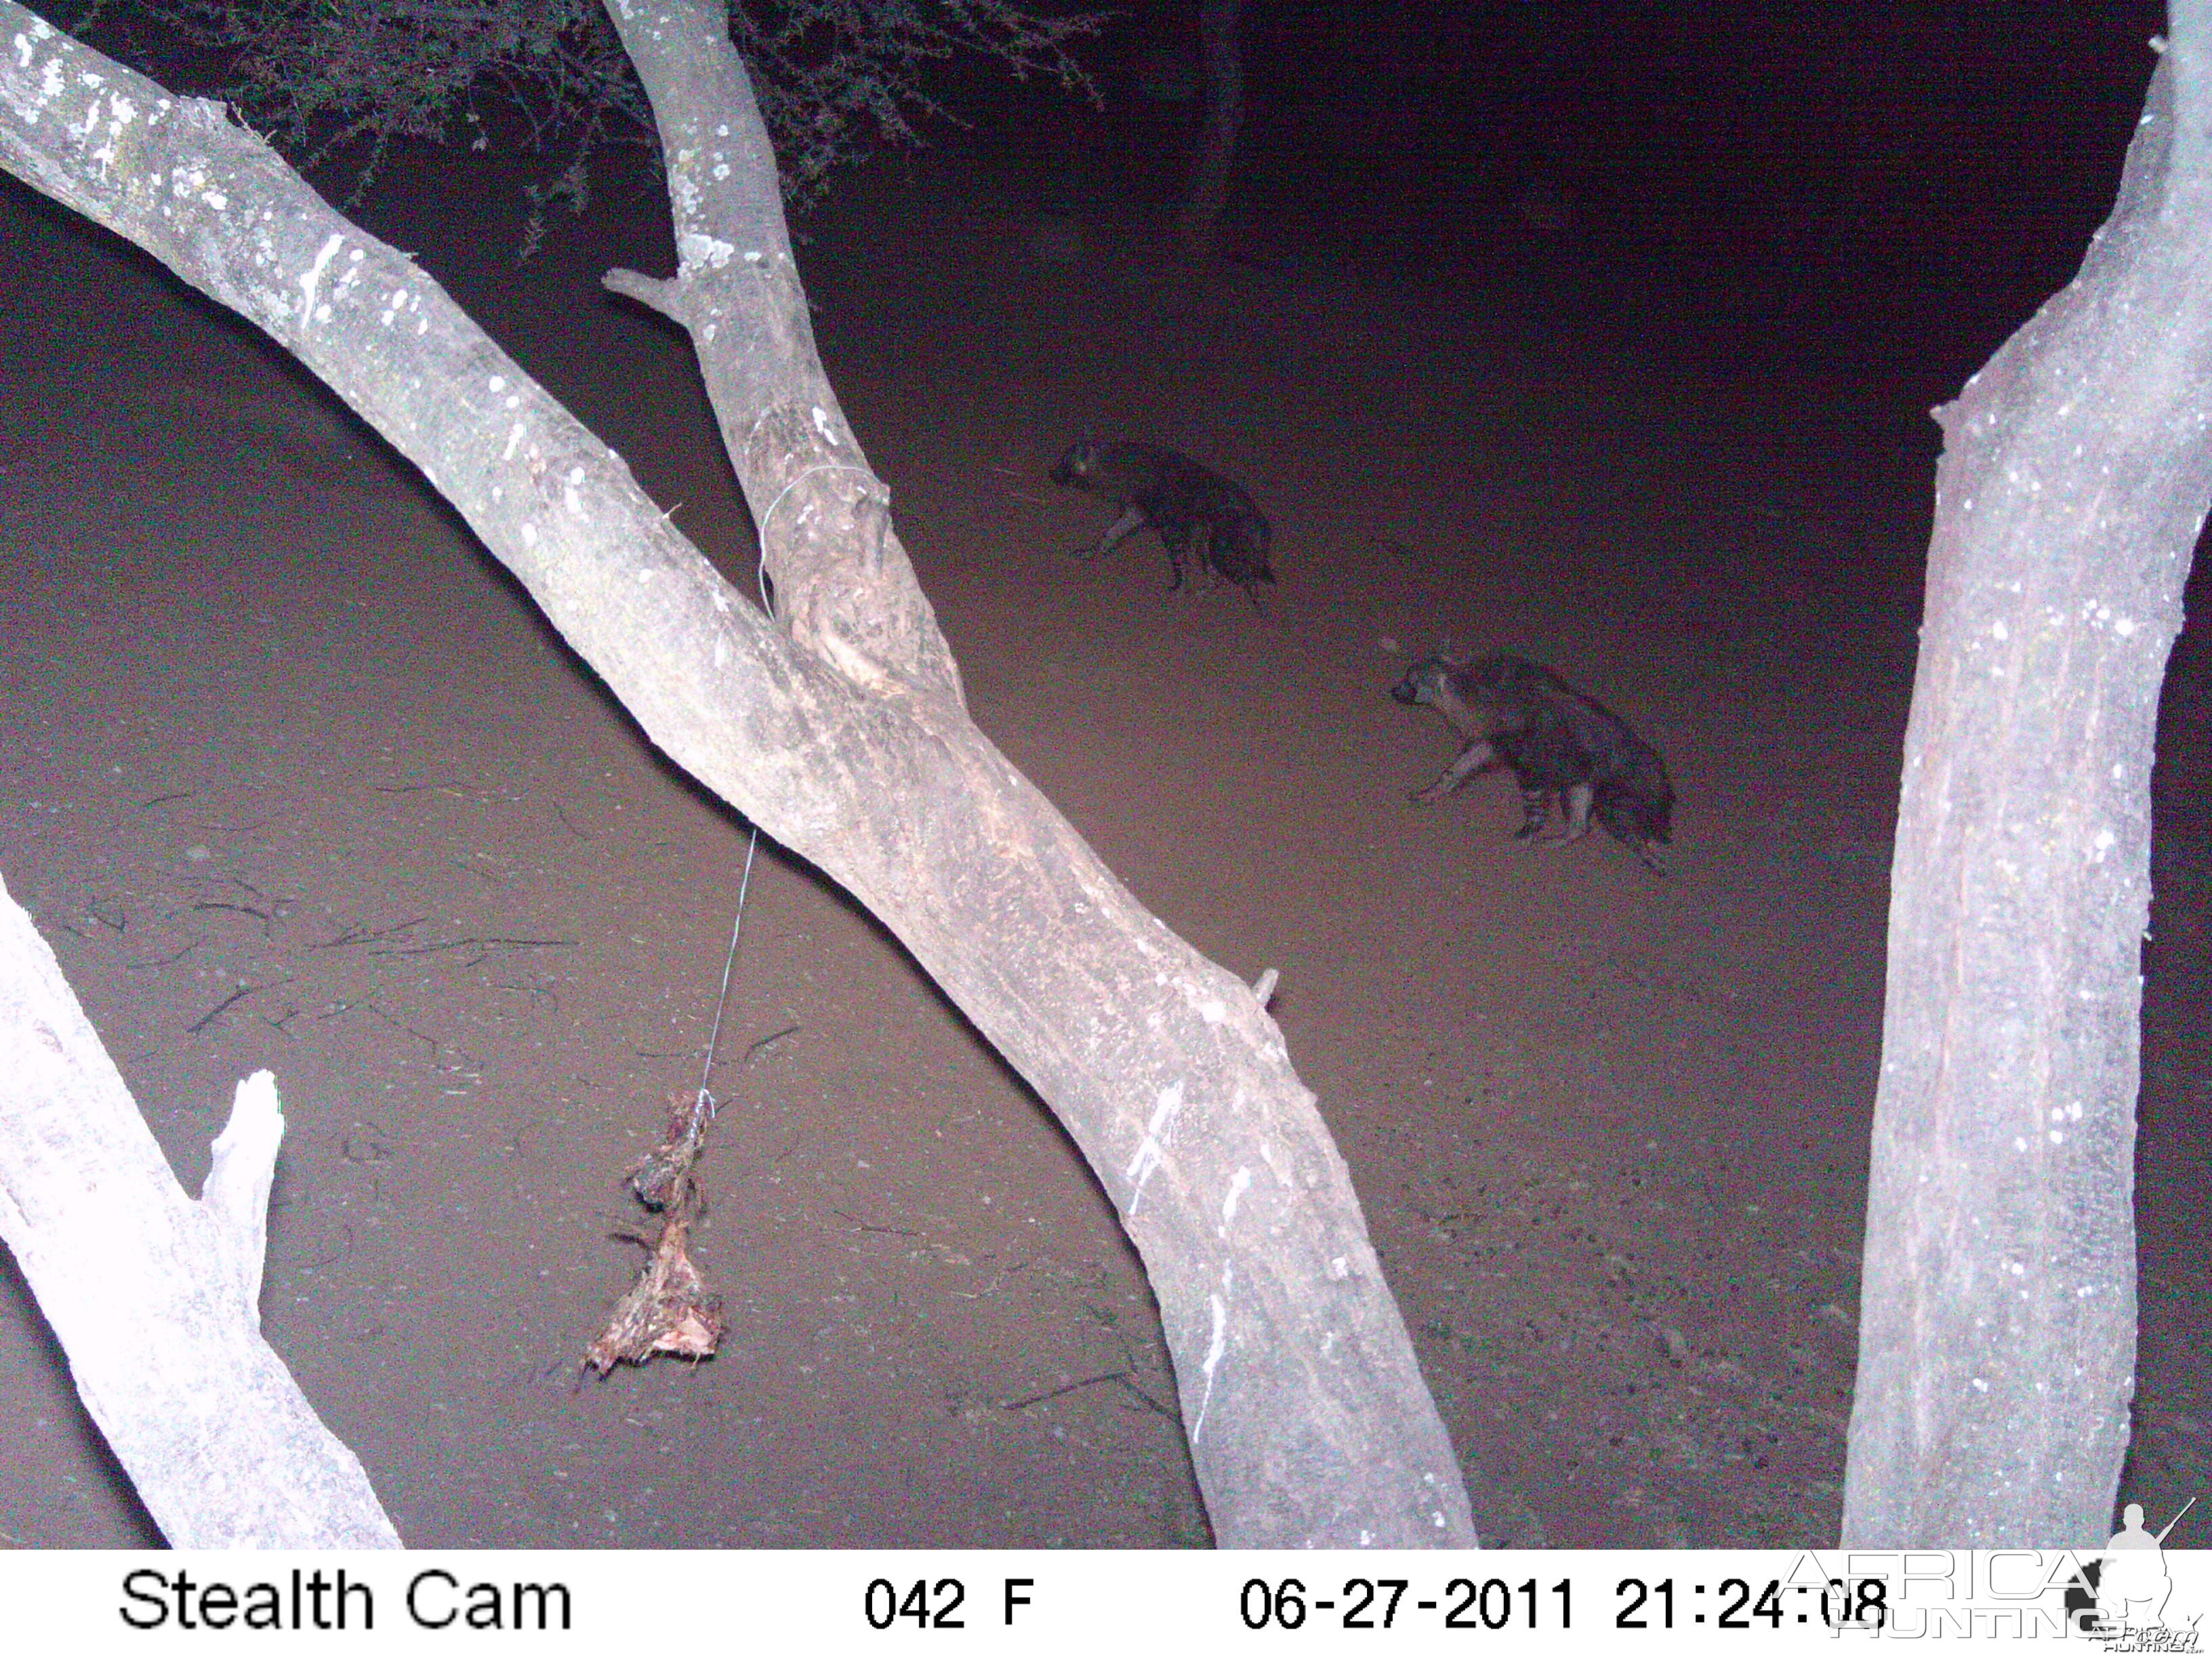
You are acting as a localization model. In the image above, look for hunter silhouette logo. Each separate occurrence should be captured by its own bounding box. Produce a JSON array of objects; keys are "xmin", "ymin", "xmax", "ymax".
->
[{"xmin": 2065, "ymin": 1498, "xmax": 2203, "ymax": 1647}]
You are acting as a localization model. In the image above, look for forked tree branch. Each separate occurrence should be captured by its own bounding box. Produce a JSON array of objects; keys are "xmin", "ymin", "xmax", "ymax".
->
[
  {"xmin": 0, "ymin": 875, "xmax": 399, "ymax": 1547},
  {"xmin": 0, "ymin": 0, "xmax": 1478, "ymax": 1545}
]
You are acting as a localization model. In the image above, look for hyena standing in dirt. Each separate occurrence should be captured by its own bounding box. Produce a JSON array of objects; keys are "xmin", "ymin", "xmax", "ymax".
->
[
  {"xmin": 1391, "ymin": 651, "xmax": 1676, "ymax": 872},
  {"xmin": 1050, "ymin": 438, "xmax": 1276, "ymax": 608}
]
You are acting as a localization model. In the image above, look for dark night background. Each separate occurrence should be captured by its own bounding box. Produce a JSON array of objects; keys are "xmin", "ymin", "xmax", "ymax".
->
[{"xmin": 0, "ymin": 0, "xmax": 2203, "ymax": 1548}]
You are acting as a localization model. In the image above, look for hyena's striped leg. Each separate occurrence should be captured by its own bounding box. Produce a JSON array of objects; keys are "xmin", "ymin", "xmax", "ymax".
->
[
  {"xmin": 1513, "ymin": 787, "xmax": 1552, "ymax": 840},
  {"xmin": 1412, "ymin": 739, "xmax": 1501, "ymax": 803},
  {"xmin": 1190, "ymin": 524, "xmax": 1220, "ymax": 588},
  {"xmin": 1536, "ymin": 783, "xmax": 1596, "ymax": 844},
  {"xmin": 1083, "ymin": 506, "xmax": 1147, "ymax": 560}
]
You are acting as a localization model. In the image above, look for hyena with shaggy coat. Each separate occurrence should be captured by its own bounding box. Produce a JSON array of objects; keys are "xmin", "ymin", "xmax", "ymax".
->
[
  {"xmin": 1391, "ymin": 651, "xmax": 1675, "ymax": 872},
  {"xmin": 1050, "ymin": 439, "xmax": 1275, "ymax": 607}
]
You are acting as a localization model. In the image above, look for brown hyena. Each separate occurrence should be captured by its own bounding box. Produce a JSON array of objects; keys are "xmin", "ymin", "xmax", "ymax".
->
[
  {"xmin": 1391, "ymin": 651, "xmax": 1675, "ymax": 872},
  {"xmin": 1050, "ymin": 438, "xmax": 1275, "ymax": 608}
]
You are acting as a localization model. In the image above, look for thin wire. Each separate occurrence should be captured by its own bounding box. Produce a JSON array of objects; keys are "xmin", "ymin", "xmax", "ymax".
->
[
  {"xmin": 696, "ymin": 824, "xmax": 759, "ymax": 1115},
  {"xmin": 695, "ymin": 468, "xmax": 821, "ymax": 1113},
  {"xmin": 758, "ymin": 462, "xmax": 872, "ymax": 548},
  {"xmin": 752, "ymin": 462, "xmax": 873, "ymax": 617}
]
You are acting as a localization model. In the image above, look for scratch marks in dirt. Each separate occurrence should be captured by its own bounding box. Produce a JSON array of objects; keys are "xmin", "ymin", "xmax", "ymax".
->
[
  {"xmin": 187, "ymin": 980, "xmax": 290, "ymax": 1034},
  {"xmin": 316, "ymin": 916, "xmax": 576, "ymax": 970}
]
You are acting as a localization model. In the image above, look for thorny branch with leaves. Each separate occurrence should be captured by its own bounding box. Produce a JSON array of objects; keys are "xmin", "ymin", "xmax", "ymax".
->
[{"xmin": 73, "ymin": 0, "xmax": 1103, "ymax": 224}]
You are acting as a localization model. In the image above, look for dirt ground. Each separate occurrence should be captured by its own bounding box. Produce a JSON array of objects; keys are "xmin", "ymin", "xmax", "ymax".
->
[{"xmin": 0, "ymin": 96, "xmax": 2205, "ymax": 1550}]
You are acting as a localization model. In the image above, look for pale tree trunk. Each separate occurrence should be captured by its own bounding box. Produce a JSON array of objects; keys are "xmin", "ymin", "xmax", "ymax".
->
[
  {"xmin": 0, "ymin": 875, "xmax": 400, "ymax": 1547},
  {"xmin": 0, "ymin": 1, "xmax": 1478, "ymax": 1547},
  {"xmin": 1842, "ymin": 10, "xmax": 2212, "ymax": 1546},
  {"xmin": 1177, "ymin": 0, "xmax": 1247, "ymax": 256}
]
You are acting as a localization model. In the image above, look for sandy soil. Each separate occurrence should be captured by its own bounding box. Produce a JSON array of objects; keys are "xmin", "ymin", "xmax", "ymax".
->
[{"xmin": 0, "ymin": 112, "xmax": 2205, "ymax": 1549}]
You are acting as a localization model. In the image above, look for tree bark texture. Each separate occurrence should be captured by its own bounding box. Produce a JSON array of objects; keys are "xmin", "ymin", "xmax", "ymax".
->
[
  {"xmin": 1176, "ymin": 0, "xmax": 1247, "ymax": 256},
  {"xmin": 0, "ymin": 1, "xmax": 1478, "ymax": 1547},
  {"xmin": 0, "ymin": 874, "xmax": 401, "ymax": 1547},
  {"xmin": 1842, "ymin": 12, "xmax": 2212, "ymax": 1547}
]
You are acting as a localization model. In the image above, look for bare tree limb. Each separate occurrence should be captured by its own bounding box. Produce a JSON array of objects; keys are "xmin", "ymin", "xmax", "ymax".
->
[
  {"xmin": 0, "ymin": 1, "xmax": 1479, "ymax": 1545},
  {"xmin": 0, "ymin": 872, "xmax": 400, "ymax": 1548},
  {"xmin": 1176, "ymin": 0, "xmax": 1247, "ymax": 256},
  {"xmin": 598, "ymin": 0, "xmax": 962, "ymax": 701},
  {"xmin": 1842, "ymin": 5, "xmax": 2212, "ymax": 1546}
]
